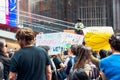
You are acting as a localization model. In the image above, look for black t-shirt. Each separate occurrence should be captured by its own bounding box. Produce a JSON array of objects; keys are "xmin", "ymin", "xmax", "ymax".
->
[
  {"xmin": 53, "ymin": 56, "xmax": 62, "ymax": 69},
  {"xmin": 10, "ymin": 46, "xmax": 50, "ymax": 80}
]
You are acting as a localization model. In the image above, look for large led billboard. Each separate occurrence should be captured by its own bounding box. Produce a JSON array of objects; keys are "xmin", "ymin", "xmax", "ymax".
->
[
  {"xmin": 0, "ymin": 0, "xmax": 17, "ymax": 26},
  {"xmin": 9, "ymin": 0, "xmax": 17, "ymax": 26},
  {"xmin": 6, "ymin": 0, "xmax": 9, "ymax": 25},
  {"xmin": 0, "ymin": 0, "xmax": 6, "ymax": 24}
]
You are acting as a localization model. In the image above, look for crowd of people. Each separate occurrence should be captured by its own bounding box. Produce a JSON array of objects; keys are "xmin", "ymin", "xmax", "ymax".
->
[{"xmin": 0, "ymin": 27, "xmax": 120, "ymax": 80}]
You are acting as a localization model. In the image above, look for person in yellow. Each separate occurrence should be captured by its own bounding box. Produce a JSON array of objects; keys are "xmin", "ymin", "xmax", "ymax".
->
[{"xmin": 74, "ymin": 19, "xmax": 84, "ymax": 35}]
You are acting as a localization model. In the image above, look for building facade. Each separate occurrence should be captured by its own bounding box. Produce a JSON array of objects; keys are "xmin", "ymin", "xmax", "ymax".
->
[{"xmin": 17, "ymin": 0, "xmax": 120, "ymax": 33}]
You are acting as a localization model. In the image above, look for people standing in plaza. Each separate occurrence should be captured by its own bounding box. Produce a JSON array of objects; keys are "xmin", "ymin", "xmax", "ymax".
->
[
  {"xmin": 0, "ymin": 38, "xmax": 10, "ymax": 80},
  {"xmin": 74, "ymin": 18, "xmax": 85, "ymax": 35},
  {"xmin": 100, "ymin": 33, "xmax": 120, "ymax": 80},
  {"xmin": 9, "ymin": 27, "xmax": 52, "ymax": 80}
]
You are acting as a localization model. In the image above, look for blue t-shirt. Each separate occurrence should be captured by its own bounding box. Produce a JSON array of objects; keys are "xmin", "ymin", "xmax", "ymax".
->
[
  {"xmin": 66, "ymin": 56, "xmax": 76, "ymax": 75},
  {"xmin": 10, "ymin": 46, "xmax": 51, "ymax": 80},
  {"xmin": 100, "ymin": 54, "xmax": 120, "ymax": 80}
]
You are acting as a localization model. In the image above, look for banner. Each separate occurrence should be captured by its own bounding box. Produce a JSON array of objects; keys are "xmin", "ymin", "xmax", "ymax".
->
[
  {"xmin": 84, "ymin": 27, "xmax": 114, "ymax": 51},
  {"xmin": 36, "ymin": 32, "xmax": 84, "ymax": 55}
]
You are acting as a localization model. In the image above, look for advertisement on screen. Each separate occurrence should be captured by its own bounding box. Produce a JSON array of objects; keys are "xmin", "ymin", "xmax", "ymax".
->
[
  {"xmin": 6, "ymin": 0, "xmax": 9, "ymax": 25},
  {"xmin": 0, "ymin": 0, "xmax": 17, "ymax": 26},
  {"xmin": 9, "ymin": 0, "xmax": 17, "ymax": 26},
  {"xmin": 0, "ymin": 0, "xmax": 6, "ymax": 24}
]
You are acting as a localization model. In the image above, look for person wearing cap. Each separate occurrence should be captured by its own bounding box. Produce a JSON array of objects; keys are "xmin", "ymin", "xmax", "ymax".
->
[{"xmin": 74, "ymin": 19, "xmax": 85, "ymax": 35}]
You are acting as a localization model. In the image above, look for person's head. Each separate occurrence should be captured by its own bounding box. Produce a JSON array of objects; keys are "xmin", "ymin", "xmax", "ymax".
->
[
  {"xmin": 74, "ymin": 46, "xmax": 91, "ymax": 69},
  {"xmin": 15, "ymin": 27, "xmax": 35, "ymax": 48},
  {"xmin": 68, "ymin": 44, "xmax": 78, "ymax": 56},
  {"xmin": 39, "ymin": 45, "xmax": 50, "ymax": 52},
  {"xmin": 99, "ymin": 49, "xmax": 107, "ymax": 59},
  {"xmin": 77, "ymin": 18, "xmax": 82, "ymax": 22},
  {"xmin": 38, "ymin": 45, "xmax": 50, "ymax": 55},
  {"xmin": 92, "ymin": 51, "xmax": 98, "ymax": 58},
  {"xmin": 63, "ymin": 49, "xmax": 68, "ymax": 55},
  {"xmin": 0, "ymin": 38, "xmax": 8, "ymax": 56},
  {"xmin": 72, "ymin": 68, "xmax": 90, "ymax": 80},
  {"xmin": 109, "ymin": 33, "xmax": 120, "ymax": 52}
]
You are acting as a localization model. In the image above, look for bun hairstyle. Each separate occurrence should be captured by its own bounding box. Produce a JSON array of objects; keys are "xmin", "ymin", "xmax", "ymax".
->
[{"xmin": 109, "ymin": 33, "xmax": 120, "ymax": 51}]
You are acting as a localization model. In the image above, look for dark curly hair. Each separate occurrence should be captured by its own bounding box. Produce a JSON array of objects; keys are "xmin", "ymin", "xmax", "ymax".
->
[{"xmin": 109, "ymin": 33, "xmax": 120, "ymax": 51}]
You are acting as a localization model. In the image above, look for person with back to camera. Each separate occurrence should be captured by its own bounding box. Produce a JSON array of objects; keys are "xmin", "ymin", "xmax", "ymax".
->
[
  {"xmin": 100, "ymin": 33, "xmax": 120, "ymax": 80},
  {"xmin": 99, "ymin": 49, "xmax": 107, "ymax": 59},
  {"xmin": 73, "ymin": 45, "xmax": 99, "ymax": 80},
  {"xmin": 9, "ymin": 27, "xmax": 52, "ymax": 80}
]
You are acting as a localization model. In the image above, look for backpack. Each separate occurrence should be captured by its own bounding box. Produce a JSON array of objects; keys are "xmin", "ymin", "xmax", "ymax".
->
[
  {"xmin": 89, "ymin": 62, "xmax": 99, "ymax": 80},
  {"xmin": 0, "ymin": 62, "xmax": 4, "ymax": 79}
]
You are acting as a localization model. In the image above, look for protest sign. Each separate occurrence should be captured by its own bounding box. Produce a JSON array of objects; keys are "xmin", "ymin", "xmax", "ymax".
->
[{"xmin": 36, "ymin": 32, "xmax": 84, "ymax": 55}]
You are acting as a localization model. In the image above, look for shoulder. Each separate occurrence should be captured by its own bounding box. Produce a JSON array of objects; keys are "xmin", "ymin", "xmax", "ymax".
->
[
  {"xmin": 13, "ymin": 49, "xmax": 24, "ymax": 58},
  {"xmin": 53, "ymin": 56, "xmax": 62, "ymax": 62},
  {"xmin": 100, "ymin": 55, "xmax": 114, "ymax": 70},
  {"xmin": 100, "ymin": 55, "xmax": 113, "ymax": 64},
  {"xmin": 84, "ymin": 64, "xmax": 92, "ymax": 71},
  {"xmin": 35, "ymin": 46, "xmax": 47, "ymax": 53}
]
